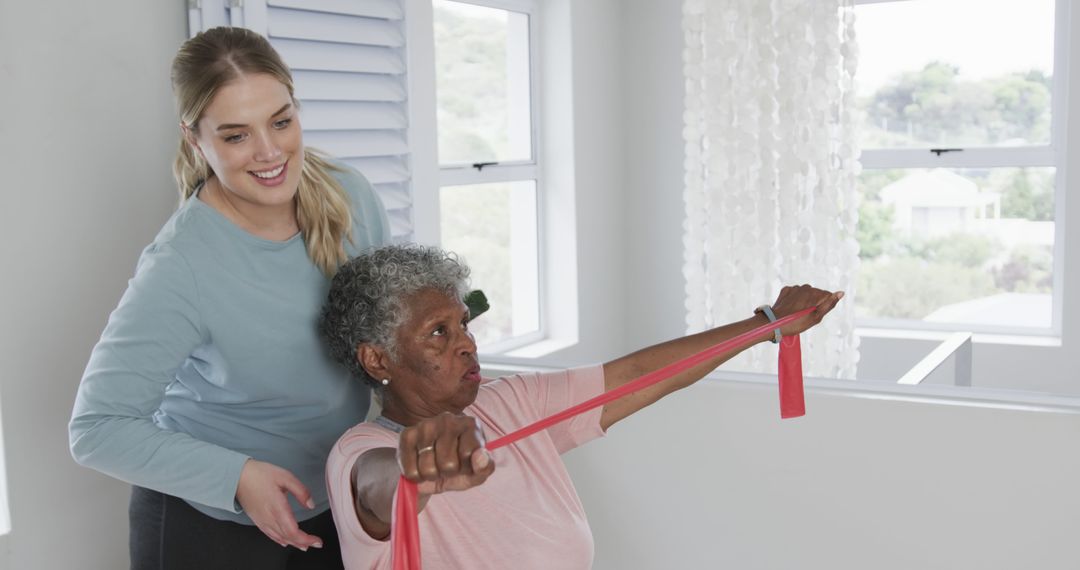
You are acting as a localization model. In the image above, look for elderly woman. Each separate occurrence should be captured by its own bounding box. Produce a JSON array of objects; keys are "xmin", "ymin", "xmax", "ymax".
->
[{"xmin": 320, "ymin": 244, "xmax": 841, "ymax": 569}]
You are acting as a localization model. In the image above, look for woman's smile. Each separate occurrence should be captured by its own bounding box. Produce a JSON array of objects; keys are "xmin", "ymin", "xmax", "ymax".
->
[{"xmin": 249, "ymin": 161, "xmax": 288, "ymax": 186}]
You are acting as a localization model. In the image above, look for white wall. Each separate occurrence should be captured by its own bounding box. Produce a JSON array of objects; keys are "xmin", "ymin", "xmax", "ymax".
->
[
  {"xmin": 0, "ymin": 1, "xmax": 187, "ymax": 568},
  {"xmin": 619, "ymin": 0, "xmax": 690, "ymax": 355},
  {"xmin": 564, "ymin": 382, "xmax": 1080, "ymax": 570},
  {"xmin": 534, "ymin": 0, "xmax": 628, "ymax": 366},
  {"xmin": 554, "ymin": 1, "xmax": 1080, "ymax": 569}
]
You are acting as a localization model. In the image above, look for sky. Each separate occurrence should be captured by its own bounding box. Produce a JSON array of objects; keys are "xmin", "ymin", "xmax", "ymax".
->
[{"xmin": 854, "ymin": 0, "xmax": 1056, "ymax": 96}]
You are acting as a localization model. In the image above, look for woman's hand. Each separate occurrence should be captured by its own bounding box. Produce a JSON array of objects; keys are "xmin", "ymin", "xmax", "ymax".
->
[
  {"xmin": 398, "ymin": 412, "xmax": 495, "ymax": 496},
  {"xmin": 235, "ymin": 459, "xmax": 324, "ymax": 551},
  {"xmin": 770, "ymin": 284, "xmax": 844, "ymax": 337}
]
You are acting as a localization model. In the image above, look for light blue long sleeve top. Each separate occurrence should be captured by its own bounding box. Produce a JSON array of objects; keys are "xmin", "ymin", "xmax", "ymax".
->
[{"xmin": 69, "ymin": 161, "xmax": 390, "ymax": 523}]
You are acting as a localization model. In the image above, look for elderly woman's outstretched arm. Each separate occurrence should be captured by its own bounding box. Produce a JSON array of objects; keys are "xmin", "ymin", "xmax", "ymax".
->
[{"xmin": 599, "ymin": 285, "xmax": 842, "ymax": 430}]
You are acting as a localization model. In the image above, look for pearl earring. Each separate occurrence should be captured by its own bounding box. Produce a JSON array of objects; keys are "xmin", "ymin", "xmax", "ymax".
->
[{"xmin": 381, "ymin": 378, "xmax": 390, "ymax": 386}]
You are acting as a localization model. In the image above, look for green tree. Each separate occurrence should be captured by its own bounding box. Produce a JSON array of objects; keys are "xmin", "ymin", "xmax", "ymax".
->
[
  {"xmin": 857, "ymin": 169, "xmax": 906, "ymax": 202},
  {"xmin": 995, "ymin": 168, "xmax": 1054, "ymax": 221},
  {"xmin": 856, "ymin": 200, "xmax": 894, "ymax": 260},
  {"xmin": 990, "ymin": 72, "xmax": 1052, "ymax": 143},
  {"xmin": 861, "ymin": 62, "xmax": 1052, "ymax": 147},
  {"xmin": 993, "ymin": 245, "xmax": 1053, "ymax": 293},
  {"xmin": 908, "ymin": 232, "xmax": 997, "ymax": 268},
  {"xmin": 434, "ymin": 4, "xmax": 510, "ymax": 164},
  {"xmin": 857, "ymin": 258, "xmax": 997, "ymax": 319}
]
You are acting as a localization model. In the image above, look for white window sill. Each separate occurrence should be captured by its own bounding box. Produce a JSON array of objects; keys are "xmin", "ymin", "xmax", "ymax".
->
[
  {"xmin": 856, "ymin": 326, "xmax": 1062, "ymax": 348},
  {"xmin": 478, "ymin": 336, "xmax": 579, "ymax": 366},
  {"xmin": 479, "ymin": 358, "xmax": 1080, "ymax": 415},
  {"xmin": 710, "ymin": 369, "xmax": 1080, "ymax": 414}
]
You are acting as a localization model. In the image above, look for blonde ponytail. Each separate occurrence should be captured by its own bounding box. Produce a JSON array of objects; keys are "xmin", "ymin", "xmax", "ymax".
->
[
  {"xmin": 173, "ymin": 136, "xmax": 210, "ymax": 201},
  {"xmin": 296, "ymin": 149, "xmax": 354, "ymax": 276}
]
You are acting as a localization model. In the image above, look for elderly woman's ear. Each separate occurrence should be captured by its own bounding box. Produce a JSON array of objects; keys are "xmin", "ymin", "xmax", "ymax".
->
[{"xmin": 356, "ymin": 344, "xmax": 390, "ymax": 382}]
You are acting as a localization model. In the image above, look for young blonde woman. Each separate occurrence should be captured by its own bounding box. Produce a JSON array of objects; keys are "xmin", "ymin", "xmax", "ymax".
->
[{"xmin": 69, "ymin": 27, "xmax": 390, "ymax": 569}]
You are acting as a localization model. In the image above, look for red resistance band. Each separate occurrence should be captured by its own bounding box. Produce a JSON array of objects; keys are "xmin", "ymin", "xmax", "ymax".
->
[{"xmin": 391, "ymin": 307, "xmax": 814, "ymax": 569}]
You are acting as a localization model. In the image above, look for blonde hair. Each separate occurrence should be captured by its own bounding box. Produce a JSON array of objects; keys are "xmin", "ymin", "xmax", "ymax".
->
[{"xmin": 171, "ymin": 27, "xmax": 353, "ymax": 276}]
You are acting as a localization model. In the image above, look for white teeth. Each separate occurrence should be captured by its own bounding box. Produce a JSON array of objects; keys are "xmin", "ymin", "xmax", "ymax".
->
[{"xmin": 252, "ymin": 164, "xmax": 284, "ymax": 179}]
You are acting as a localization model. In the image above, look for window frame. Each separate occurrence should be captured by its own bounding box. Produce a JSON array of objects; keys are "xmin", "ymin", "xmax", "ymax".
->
[
  {"xmin": 853, "ymin": 0, "xmax": 1070, "ymax": 338},
  {"xmin": 432, "ymin": 0, "xmax": 548, "ymax": 353}
]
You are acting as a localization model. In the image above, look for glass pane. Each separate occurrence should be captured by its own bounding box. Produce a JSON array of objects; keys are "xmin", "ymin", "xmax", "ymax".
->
[
  {"xmin": 854, "ymin": 0, "xmax": 1054, "ymax": 149},
  {"xmin": 441, "ymin": 181, "xmax": 540, "ymax": 346},
  {"xmin": 434, "ymin": 0, "xmax": 532, "ymax": 165},
  {"xmin": 856, "ymin": 167, "xmax": 1054, "ymax": 329}
]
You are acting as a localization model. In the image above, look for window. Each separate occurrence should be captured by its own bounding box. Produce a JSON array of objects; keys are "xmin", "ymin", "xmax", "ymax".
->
[
  {"xmin": 433, "ymin": 0, "xmax": 543, "ymax": 351},
  {"xmin": 853, "ymin": 0, "xmax": 1065, "ymax": 335}
]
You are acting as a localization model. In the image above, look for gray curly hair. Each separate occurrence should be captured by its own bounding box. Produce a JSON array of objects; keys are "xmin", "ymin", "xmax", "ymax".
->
[{"xmin": 320, "ymin": 244, "xmax": 471, "ymax": 388}]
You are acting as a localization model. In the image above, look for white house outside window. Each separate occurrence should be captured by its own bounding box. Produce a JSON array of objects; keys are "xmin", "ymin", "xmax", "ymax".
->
[{"xmin": 853, "ymin": 0, "xmax": 1065, "ymax": 335}]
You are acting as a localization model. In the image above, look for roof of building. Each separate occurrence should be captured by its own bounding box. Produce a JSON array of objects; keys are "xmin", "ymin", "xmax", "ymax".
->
[{"xmin": 881, "ymin": 169, "xmax": 998, "ymax": 208}]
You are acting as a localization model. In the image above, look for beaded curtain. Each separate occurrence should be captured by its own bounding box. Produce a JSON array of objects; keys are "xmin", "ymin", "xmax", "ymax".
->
[{"xmin": 682, "ymin": 0, "xmax": 860, "ymax": 379}]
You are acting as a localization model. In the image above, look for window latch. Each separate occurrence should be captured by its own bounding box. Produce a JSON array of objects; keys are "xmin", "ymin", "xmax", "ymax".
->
[
  {"xmin": 930, "ymin": 148, "xmax": 963, "ymax": 156},
  {"xmin": 472, "ymin": 162, "xmax": 498, "ymax": 171}
]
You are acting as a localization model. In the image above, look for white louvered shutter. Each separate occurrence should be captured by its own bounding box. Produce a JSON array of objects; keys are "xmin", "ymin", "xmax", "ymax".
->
[{"xmin": 188, "ymin": 0, "xmax": 415, "ymax": 241}]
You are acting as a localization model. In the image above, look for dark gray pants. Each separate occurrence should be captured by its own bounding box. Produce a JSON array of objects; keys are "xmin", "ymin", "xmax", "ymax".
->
[{"xmin": 129, "ymin": 486, "xmax": 344, "ymax": 570}]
